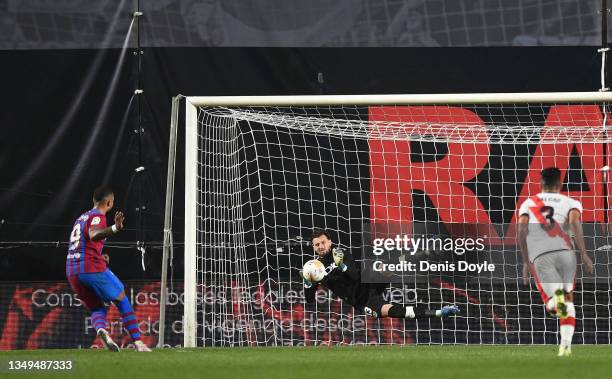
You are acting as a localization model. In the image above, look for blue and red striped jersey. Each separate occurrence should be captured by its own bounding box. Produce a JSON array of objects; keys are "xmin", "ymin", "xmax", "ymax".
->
[{"xmin": 66, "ymin": 209, "xmax": 107, "ymax": 276}]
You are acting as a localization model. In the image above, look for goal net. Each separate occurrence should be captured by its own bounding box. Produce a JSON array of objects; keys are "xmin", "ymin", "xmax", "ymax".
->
[{"xmin": 172, "ymin": 92, "xmax": 612, "ymax": 347}]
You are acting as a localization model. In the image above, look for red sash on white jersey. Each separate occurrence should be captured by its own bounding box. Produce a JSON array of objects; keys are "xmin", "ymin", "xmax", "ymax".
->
[{"xmin": 528, "ymin": 195, "xmax": 572, "ymax": 249}]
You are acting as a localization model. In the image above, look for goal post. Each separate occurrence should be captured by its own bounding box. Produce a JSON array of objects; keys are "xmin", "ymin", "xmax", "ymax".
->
[{"xmin": 167, "ymin": 92, "xmax": 612, "ymax": 348}]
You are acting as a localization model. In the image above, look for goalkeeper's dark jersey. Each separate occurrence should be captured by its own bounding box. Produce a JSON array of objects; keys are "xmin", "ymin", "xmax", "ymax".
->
[{"xmin": 304, "ymin": 249, "xmax": 386, "ymax": 307}]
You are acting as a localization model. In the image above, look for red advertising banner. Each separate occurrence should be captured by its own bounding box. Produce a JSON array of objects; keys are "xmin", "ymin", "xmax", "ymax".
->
[
  {"xmin": 0, "ymin": 279, "xmax": 608, "ymax": 348},
  {"xmin": 0, "ymin": 281, "xmax": 183, "ymax": 350}
]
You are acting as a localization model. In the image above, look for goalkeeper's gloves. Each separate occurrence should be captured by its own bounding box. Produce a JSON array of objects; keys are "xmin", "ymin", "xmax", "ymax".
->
[
  {"xmin": 299, "ymin": 270, "xmax": 313, "ymax": 288},
  {"xmin": 332, "ymin": 248, "xmax": 348, "ymax": 272}
]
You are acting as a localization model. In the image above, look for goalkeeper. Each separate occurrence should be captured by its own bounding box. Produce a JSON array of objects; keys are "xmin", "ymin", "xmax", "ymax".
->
[{"xmin": 302, "ymin": 229, "xmax": 459, "ymax": 319}]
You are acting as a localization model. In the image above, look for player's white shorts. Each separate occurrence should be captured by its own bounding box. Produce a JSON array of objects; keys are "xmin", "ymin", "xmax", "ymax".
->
[{"xmin": 531, "ymin": 250, "xmax": 576, "ymax": 302}]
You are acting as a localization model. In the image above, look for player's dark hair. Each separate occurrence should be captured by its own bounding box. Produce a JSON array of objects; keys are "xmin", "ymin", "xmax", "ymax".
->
[
  {"xmin": 310, "ymin": 229, "xmax": 332, "ymax": 242},
  {"xmin": 541, "ymin": 167, "xmax": 562, "ymax": 189},
  {"xmin": 93, "ymin": 186, "xmax": 114, "ymax": 203}
]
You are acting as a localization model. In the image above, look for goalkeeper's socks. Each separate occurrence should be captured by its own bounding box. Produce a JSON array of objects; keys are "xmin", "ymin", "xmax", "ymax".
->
[
  {"xmin": 91, "ymin": 308, "xmax": 108, "ymax": 332},
  {"xmin": 115, "ymin": 296, "xmax": 141, "ymax": 341},
  {"xmin": 388, "ymin": 305, "xmax": 438, "ymax": 319},
  {"xmin": 559, "ymin": 302, "xmax": 576, "ymax": 348}
]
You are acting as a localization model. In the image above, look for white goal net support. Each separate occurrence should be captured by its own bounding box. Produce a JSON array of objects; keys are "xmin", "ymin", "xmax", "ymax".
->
[{"xmin": 167, "ymin": 92, "xmax": 612, "ymax": 347}]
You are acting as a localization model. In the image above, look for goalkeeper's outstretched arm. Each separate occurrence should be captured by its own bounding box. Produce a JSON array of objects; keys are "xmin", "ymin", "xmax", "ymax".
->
[
  {"xmin": 304, "ymin": 284, "xmax": 317, "ymax": 303},
  {"xmin": 300, "ymin": 270, "xmax": 318, "ymax": 303}
]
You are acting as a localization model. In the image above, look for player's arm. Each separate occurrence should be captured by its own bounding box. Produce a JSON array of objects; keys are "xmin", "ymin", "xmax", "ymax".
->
[
  {"xmin": 517, "ymin": 214, "xmax": 530, "ymax": 285},
  {"xmin": 90, "ymin": 212, "xmax": 125, "ymax": 242},
  {"xmin": 300, "ymin": 270, "xmax": 319, "ymax": 303},
  {"xmin": 568, "ymin": 209, "xmax": 593, "ymax": 275},
  {"xmin": 303, "ymin": 283, "xmax": 318, "ymax": 303}
]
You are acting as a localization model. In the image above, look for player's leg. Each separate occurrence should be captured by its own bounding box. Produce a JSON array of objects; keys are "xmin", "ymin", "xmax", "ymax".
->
[
  {"xmin": 102, "ymin": 270, "xmax": 152, "ymax": 352},
  {"xmin": 68, "ymin": 275, "xmax": 119, "ymax": 352},
  {"xmin": 90, "ymin": 307, "xmax": 108, "ymax": 332},
  {"xmin": 533, "ymin": 252, "xmax": 575, "ymax": 357},
  {"xmin": 79, "ymin": 269, "xmax": 151, "ymax": 351},
  {"xmin": 380, "ymin": 303, "xmax": 459, "ymax": 318},
  {"xmin": 532, "ymin": 254, "xmax": 563, "ymax": 316},
  {"xmin": 114, "ymin": 290, "xmax": 152, "ymax": 351},
  {"xmin": 363, "ymin": 293, "xmax": 459, "ymax": 319},
  {"xmin": 557, "ymin": 251, "xmax": 577, "ymax": 357},
  {"xmin": 68, "ymin": 276, "xmax": 107, "ymax": 331}
]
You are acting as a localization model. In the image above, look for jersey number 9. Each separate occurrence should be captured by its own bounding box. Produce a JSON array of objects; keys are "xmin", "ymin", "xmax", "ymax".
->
[{"xmin": 69, "ymin": 224, "xmax": 81, "ymax": 251}]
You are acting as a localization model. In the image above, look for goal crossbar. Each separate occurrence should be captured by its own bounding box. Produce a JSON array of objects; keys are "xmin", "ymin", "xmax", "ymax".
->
[{"xmin": 186, "ymin": 91, "xmax": 612, "ymax": 107}]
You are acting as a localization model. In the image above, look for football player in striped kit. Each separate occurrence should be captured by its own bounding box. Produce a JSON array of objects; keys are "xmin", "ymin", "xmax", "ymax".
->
[{"xmin": 66, "ymin": 186, "xmax": 151, "ymax": 352}]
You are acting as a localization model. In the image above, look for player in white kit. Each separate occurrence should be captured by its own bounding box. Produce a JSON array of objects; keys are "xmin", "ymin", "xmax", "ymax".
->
[{"xmin": 517, "ymin": 167, "xmax": 593, "ymax": 357}]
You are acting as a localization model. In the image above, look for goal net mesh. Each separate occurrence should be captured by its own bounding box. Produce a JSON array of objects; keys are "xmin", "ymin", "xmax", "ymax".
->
[{"xmin": 190, "ymin": 102, "xmax": 612, "ymax": 346}]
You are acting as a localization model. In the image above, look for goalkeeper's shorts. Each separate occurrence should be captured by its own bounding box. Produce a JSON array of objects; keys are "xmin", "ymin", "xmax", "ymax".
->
[{"xmin": 359, "ymin": 285, "xmax": 388, "ymax": 318}]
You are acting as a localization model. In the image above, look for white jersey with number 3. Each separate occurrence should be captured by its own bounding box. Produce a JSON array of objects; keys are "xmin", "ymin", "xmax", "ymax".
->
[{"xmin": 518, "ymin": 192, "xmax": 582, "ymax": 262}]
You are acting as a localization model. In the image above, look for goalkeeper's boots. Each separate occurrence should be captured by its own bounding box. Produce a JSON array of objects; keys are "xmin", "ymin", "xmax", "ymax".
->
[
  {"xmin": 440, "ymin": 304, "xmax": 460, "ymax": 317},
  {"xmin": 554, "ymin": 289, "xmax": 568, "ymax": 319},
  {"xmin": 558, "ymin": 345, "xmax": 572, "ymax": 357},
  {"xmin": 98, "ymin": 328, "xmax": 120, "ymax": 352},
  {"xmin": 135, "ymin": 340, "xmax": 152, "ymax": 352}
]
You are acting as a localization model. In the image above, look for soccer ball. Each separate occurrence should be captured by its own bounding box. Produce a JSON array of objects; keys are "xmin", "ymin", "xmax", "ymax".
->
[{"xmin": 302, "ymin": 259, "xmax": 326, "ymax": 282}]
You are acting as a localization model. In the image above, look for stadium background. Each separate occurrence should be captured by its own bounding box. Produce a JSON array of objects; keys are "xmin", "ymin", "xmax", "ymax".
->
[{"xmin": 0, "ymin": 0, "xmax": 610, "ymax": 348}]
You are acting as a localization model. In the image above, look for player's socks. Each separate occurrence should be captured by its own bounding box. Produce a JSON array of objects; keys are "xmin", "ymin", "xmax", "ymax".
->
[
  {"xmin": 115, "ymin": 296, "xmax": 141, "ymax": 341},
  {"xmin": 545, "ymin": 297, "xmax": 557, "ymax": 315},
  {"xmin": 387, "ymin": 304, "xmax": 459, "ymax": 318},
  {"xmin": 91, "ymin": 308, "xmax": 108, "ymax": 332},
  {"xmin": 388, "ymin": 305, "xmax": 432, "ymax": 318},
  {"xmin": 387, "ymin": 305, "xmax": 412, "ymax": 318},
  {"xmin": 559, "ymin": 302, "xmax": 576, "ymax": 351}
]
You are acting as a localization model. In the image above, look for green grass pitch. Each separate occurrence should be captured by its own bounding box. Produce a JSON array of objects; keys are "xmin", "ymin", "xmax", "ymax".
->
[{"xmin": 2, "ymin": 345, "xmax": 612, "ymax": 379}]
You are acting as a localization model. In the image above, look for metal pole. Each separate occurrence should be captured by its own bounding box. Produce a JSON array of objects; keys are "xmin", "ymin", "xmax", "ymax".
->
[
  {"xmin": 159, "ymin": 96, "xmax": 181, "ymax": 348},
  {"xmin": 135, "ymin": 0, "xmax": 145, "ymax": 260},
  {"xmin": 599, "ymin": 0, "xmax": 609, "ymax": 92},
  {"xmin": 603, "ymin": 0, "xmax": 609, "ymax": 49},
  {"xmin": 599, "ymin": 0, "xmax": 610, "ymax": 225}
]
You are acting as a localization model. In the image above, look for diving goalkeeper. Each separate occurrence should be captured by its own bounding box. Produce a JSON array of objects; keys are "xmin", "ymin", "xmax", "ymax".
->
[{"xmin": 302, "ymin": 229, "xmax": 460, "ymax": 319}]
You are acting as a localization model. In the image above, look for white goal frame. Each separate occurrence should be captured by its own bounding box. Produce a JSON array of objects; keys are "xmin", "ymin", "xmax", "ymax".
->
[{"xmin": 165, "ymin": 91, "xmax": 612, "ymax": 348}]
